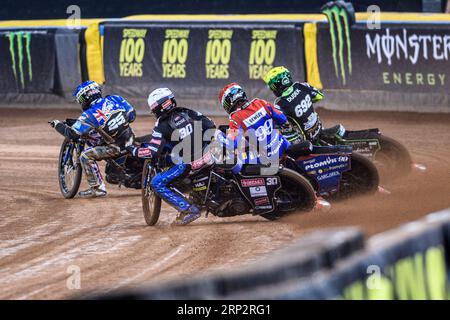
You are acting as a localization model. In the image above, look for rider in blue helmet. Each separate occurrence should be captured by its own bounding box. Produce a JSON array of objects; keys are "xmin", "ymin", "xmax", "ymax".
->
[{"xmin": 49, "ymin": 81, "xmax": 136, "ymax": 198}]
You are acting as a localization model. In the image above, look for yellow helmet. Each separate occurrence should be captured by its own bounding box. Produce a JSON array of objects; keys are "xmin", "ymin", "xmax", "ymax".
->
[{"xmin": 263, "ymin": 66, "xmax": 293, "ymax": 97}]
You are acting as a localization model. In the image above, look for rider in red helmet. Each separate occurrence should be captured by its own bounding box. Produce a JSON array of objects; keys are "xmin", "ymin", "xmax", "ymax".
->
[{"xmin": 218, "ymin": 82, "xmax": 299, "ymax": 171}]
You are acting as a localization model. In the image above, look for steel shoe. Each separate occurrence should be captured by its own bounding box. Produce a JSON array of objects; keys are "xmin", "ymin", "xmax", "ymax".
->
[
  {"xmin": 174, "ymin": 206, "xmax": 201, "ymax": 225},
  {"xmin": 78, "ymin": 187, "xmax": 107, "ymax": 198}
]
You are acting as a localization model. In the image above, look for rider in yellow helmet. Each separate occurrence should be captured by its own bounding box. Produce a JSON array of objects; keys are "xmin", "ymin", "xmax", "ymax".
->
[{"xmin": 263, "ymin": 66, "xmax": 328, "ymax": 143}]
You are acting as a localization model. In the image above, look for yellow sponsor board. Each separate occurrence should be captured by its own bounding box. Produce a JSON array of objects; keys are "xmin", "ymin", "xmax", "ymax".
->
[
  {"xmin": 248, "ymin": 30, "xmax": 277, "ymax": 80},
  {"xmin": 342, "ymin": 245, "xmax": 449, "ymax": 300},
  {"xmin": 205, "ymin": 29, "xmax": 233, "ymax": 79},
  {"xmin": 162, "ymin": 29, "xmax": 189, "ymax": 78},
  {"xmin": 119, "ymin": 28, "xmax": 147, "ymax": 77}
]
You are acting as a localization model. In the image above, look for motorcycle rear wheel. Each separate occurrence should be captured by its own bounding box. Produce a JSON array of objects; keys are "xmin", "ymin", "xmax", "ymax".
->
[
  {"xmin": 141, "ymin": 160, "xmax": 162, "ymax": 226},
  {"xmin": 333, "ymin": 152, "xmax": 379, "ymax": 200},
  {"xmin": 374, "ymin": 135, "xmax": 412, "ymax": 181},
  {"xmin": 261, "ymin": 168, "xmax": 316, "ymax": 221},
  {"xmin": 58, "ymin": 138, "xmax": 83, "ymax": 199}
]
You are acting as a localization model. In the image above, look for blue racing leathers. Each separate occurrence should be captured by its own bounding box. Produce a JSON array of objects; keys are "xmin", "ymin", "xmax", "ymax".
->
[
  {"xmin": 219, "ymin": 98, "xmax": 291, "ymax": 173},
  {"xmin": 54, "ymin": 95, "xmax": 136, "ymax": 188},
  {"xmin": 130, "ymin": 107, "xmax": 216, "ymax": 213}
]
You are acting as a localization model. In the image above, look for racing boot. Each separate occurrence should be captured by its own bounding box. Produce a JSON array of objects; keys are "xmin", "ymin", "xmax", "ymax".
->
[
  {"xmin": 174, "ymin": 205, "xmax": 201, "ymax": 226},
  {"xmin": 78, "ymin": 183, "xmax": 107, "ymax": 198}
]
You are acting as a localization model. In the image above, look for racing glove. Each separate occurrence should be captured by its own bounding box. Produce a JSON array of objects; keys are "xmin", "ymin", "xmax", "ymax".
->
[
  {"xmin": 48, "ymin": 120, "xmax": 61, "ymax": 128},
  {"xmin": 126, "ymin": 146, "xmax": 154, "ymax": 159},
  {"xmin": 280, "ymin": 122, "xmax": 304, "ymax": 144}
]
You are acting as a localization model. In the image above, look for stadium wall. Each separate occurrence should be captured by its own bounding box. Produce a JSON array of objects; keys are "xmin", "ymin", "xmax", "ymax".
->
[
  {"xmin": 0, "ymin": 13, "xmax": 449, "ymax": 113},
  {"xmin": 92, "ymin": 208, "xmax": 450, "ymax": 300}
]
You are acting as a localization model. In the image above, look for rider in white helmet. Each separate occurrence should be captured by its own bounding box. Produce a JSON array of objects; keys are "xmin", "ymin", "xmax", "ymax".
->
[{"xmin": 126, "ymin": 88, "xmax": 216, "ymax": 225}]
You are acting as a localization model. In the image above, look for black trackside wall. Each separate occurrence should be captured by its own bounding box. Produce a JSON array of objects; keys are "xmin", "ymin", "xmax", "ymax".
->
[
  {"xmin": 316, "ymin": 22, "xmax": 450, "ymax": 112},
  {"xmin": 102, "ymin": 22, "xmax": 305, "ymax": 113},
  {"xmin": 317, "ymin": 23, "xmax": 450, "ymax": 92},
  {"xmin": 0, "ymin": 29, "xmax": 56, "ymax": 94}
]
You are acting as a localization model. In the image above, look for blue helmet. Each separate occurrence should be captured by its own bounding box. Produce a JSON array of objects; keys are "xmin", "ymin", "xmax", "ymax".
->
[{"xmin": 73, "ymin": 81, "xmax": 102, "ymax": 111}]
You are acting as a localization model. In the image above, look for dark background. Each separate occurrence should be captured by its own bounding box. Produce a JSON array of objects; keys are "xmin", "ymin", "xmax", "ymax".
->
[{"xmin": 0, "ymin": 0, "xmax": 445, "ymax": 20}]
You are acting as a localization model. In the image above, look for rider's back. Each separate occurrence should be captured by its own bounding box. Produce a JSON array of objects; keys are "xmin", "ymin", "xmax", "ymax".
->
[
  {"xmin": 151, "ymin": 107, "xmax": 216, "ymax": 162},
  {"xmin": 72, "ymin": 95, "xmax": 135, "ymax": 145},
  {"xmin": 228, "ymin": 98, "xmax": 289, "ymax": 158},
  {"xmin": 274, "ymin": 82, "xmax": 323, "ymax": 141}
]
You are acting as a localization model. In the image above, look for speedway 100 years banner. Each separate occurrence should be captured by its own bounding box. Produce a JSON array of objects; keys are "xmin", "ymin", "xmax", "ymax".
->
[
  {"xmin": 0, "ymin": 29, "xmax": 56, "ymax": 93},
  {"xmin": 102, "ymin": 22, "xmax": 305, "ymax": 103},
  {"xmin": 316, "ymin": 23, "xmax": 450, "ymax": 93}
]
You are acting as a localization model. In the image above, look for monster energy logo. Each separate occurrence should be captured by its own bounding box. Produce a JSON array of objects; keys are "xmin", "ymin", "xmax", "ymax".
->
[
  {"xmin": 6, "ymin": 31, "xmax": 33, "ymax": 89},
  {"xmin": 322, "ymin": 5, "xmax": 352, "ymax": 85}
]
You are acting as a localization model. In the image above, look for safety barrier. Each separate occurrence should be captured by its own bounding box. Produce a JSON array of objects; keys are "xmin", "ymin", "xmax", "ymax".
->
[
  {"xmin": 89, "ymin": 208, "xmax": 450, "ymax": 300},
  {"xmin": 89, "ymin": 227, "xmax": 365, "ymax": 299},
  {"xmin": 1, "ymin": 13, "xmax": 450, "ymax": 112}
]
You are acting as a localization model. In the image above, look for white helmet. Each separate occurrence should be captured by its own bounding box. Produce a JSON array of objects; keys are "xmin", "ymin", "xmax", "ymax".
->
[{"xmin": 147, "ymin": 88, "xmax": 176, "ymax": 117}]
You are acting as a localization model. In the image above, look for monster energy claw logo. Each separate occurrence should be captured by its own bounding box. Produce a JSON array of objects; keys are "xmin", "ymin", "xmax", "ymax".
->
[
  {"xmin": 6, "ymin": 31, "xmax": 33, "ymax": 89},
  {"xmin": 322, "ymin": 3, "xmax": 353, "ymax": 85}
]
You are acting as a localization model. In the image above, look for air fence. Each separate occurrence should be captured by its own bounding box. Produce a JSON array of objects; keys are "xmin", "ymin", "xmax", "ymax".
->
[{"xmin": 91, "ymin": 208, "xmax": 450, "ymax": 300}]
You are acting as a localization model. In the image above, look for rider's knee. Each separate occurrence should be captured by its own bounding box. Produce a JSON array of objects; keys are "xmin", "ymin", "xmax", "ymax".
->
[{"xmin": 80, "ymin": 148, "xmax": 95, "ymax": 162}]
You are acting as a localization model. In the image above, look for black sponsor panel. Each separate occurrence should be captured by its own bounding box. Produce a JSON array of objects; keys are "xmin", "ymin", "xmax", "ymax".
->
[
  {"xmin": 0, "ymin": 29, "xmax": 56, "ymax": 93},
  {"xmin": 317, "ymin": 23, "xmax": 450, "ymax": 93},
  {"xmin": 103, "ymin": 22, "xmax": 304, "ymax": 104}
]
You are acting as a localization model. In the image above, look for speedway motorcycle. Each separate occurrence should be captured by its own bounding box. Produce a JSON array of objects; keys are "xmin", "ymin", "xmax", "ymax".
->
[
  {"xmin": 283, "ymin": 142, "xmax": 379, "ymax": 200},
  {"xmin": 57, "ymin": 119, "xmax": 148, "ymax": 198},
  {"xmin": 317, "ymin": 124, "xmax": 413, "ymax": 180},
  {"xmin": 140, "ymin": 151, "xmax": 317, "ymax": 226},
  {"xmin": 217, "ymin": 125, "xmax": 379, "ymax": 201}
]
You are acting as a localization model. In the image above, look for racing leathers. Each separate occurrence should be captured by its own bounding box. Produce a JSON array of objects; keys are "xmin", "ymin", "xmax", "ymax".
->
[
  {"xmin": 129, "ymin": 107, "xmax": 216, "ymax": 214},
  {"xmin": 274, "ymin": 82, "xmax": 324, "ymax": 143},
  {"xmin": 223, "ymin": 98, "xmax": 292, "ymax": 171},
  {"xmin": 53, "ymin": 95, "xmax": 136, "ymax": 193}
]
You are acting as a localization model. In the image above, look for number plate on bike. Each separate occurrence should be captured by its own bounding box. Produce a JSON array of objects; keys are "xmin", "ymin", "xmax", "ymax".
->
[{"xmin": 237, "ymin": 176, "xmax": 280, "ymax": 212}]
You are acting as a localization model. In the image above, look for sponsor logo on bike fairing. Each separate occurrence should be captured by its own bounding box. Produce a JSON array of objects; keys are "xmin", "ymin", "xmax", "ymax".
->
[
  {"xmin": 241, "ymin": 178, "xmax": 265, "ymax": 187},
  {"xmin": 317, "ymin": 170, "xmax": 341, "ymax": 181},
  {"xmin": 304, "ymin": 155, "xmax": 349, "ymax": 171},
  {"xmin": 249, "ymin": 186, "xmax": 268, "ymax": 197},
  {"xmin": 254, "ymin": 196, "xmax": 270, "ymax": 205},
  {"xmin": 255, "ymin": 205, "xmax": 273, "ymax": 210}
]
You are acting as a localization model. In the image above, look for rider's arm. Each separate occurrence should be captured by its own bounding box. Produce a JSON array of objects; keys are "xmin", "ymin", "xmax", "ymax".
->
[
  {"xmin": 51, "ymin": 112, "xmax": 92, "ymax": 140},
  {"xmin": 266, "ymin": 102, "xmax": 303, "ymax": 143},
  {"xmin": 299, "ymin": 82, "xmax": 324, "ymax": 103},
  {"xmin": 53, "ymin": 121, "xmax": 80, "ymax": 140},
  {"xmin": 265, "ymin": 102, "xmax": 288, "ymax": 126},
  {"xmin": 127, "ymin": 128, "xmax": 166, "ymax": 158},
  {"xmin": 225, "ymin": 116, "xmax": 243, "ymax": 149}
]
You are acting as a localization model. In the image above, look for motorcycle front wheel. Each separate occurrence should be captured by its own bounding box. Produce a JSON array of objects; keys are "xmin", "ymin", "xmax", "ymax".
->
[
  {"xmin": 261, "ymin": 168, "xmax": 316, "ymax": 221},
  {"xmin": 141, "ymin": 160, "xmax": 162, "ymax": 226},
  {"xmin": 58, "ymin": 138, "xmax": 83, "ymax": 199}
]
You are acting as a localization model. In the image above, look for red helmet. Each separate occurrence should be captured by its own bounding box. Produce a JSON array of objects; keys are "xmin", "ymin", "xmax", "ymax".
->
[{"xmin": 218, "ymin": 82, "xmax": 248, "ymax": 114}]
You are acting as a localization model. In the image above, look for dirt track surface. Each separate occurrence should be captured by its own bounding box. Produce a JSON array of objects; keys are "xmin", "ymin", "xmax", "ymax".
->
[{"xmin": 0, "ymin": 108, "xmax": 449, "ymax": 299}]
